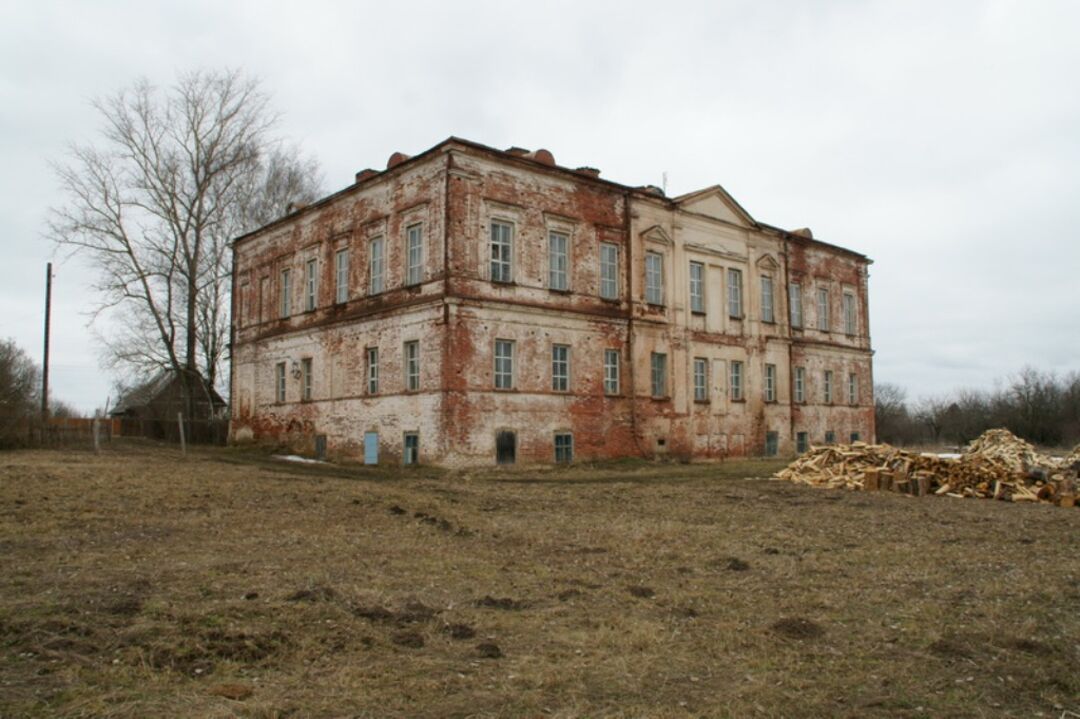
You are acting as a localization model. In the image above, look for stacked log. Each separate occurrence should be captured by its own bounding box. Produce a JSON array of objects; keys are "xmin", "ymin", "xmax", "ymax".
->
[{"xmin": 774, "ymin": 429, "xmax": 1078, "ymax": 508}]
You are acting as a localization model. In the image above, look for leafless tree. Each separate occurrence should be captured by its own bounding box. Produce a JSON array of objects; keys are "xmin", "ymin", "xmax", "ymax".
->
[{"xmin": 49, "ymin": 69, "xmax": 321, "ymax": 407}]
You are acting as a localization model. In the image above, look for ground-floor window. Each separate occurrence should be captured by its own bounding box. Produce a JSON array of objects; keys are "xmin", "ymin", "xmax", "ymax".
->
[
  {"xmin": 554, "ymin": 433, "xmax": 573, "ymax": 463},
  {"xmin": 824, "ymin": 430, "xmax": 836, "ymax": 444},
  {"xmin": 850, "ymin": 432, "xmax": 861, "ymax": 443},
  {"xmin": 796, "ymin": 431, "xmax": 809, "ymax": 454},
  {"xmin": 765, "ymin": 431, "xmax": 779, "ymax": 457},
  {"xmin": 403, "ymin": 432, "xmax": 419, "ymax": 465},
  {"xmin": 496, "ymin": 430, "xmax": 516, "ymax": 465}
]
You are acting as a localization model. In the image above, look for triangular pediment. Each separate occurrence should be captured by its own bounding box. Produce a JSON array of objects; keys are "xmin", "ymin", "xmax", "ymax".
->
[
  {"xmin": 640, "ymin": 224, "xmax": 673, "ymax": 246},
  {"xmin": 756, "ymin": 253, "xmax": 780, "ymax": 270},
  {"xmin": 674, "ymin": 185, "xmax": 756, "ymax": 227}
]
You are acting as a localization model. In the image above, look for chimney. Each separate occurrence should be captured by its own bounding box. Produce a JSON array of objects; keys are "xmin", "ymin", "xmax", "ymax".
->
[
  {"xmin": 528, "ymin": 149, "xmax": 556, "ymax": 166},
  {"xmin": 791, "ymin": 228, "xmax": 814, "ymax": 239},
  {"xmin": 505, "ymin": 146, "xmax": 530, "ymax": 156},
  {"xmin": 355, "ymin": 169, "xmax": 379, "ymax": 183},
  {"xmin": 576, "ymin": 166, "xmax": 601, "ymax": 178},
  {"xmin": 386, "ymin": 152, "xmax": 411, "ymax": 169}
]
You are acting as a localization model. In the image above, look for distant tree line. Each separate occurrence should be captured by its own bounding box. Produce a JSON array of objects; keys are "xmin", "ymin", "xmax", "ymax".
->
[
  {"xmin": 875, "ymin": 368, "xmax": 1080, "ymax": 449},
  {"xmin": 0, "ymin": 339, "xmax": 77, "ymax": 448}
]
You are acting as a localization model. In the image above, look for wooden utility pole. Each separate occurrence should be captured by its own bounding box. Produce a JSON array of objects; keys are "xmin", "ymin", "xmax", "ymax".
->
[{"xmin": 41, "ymin": 263, "xmax": 52, "ymax": 438}]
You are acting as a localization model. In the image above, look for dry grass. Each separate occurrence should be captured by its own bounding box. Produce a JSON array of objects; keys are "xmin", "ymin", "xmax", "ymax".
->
[{"xmin": 1, "ymin": 442, "xmax": 1077, "ymax": 718}]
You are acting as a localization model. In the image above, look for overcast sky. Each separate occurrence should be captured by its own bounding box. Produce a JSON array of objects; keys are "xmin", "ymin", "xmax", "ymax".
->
[{"xmin": 2, "ymin": 0, "xmax": 1078, "ymax": 413}]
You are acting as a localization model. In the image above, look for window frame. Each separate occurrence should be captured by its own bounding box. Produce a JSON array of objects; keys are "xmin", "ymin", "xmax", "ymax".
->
[
  {"xmin": 760, "ymin": 275, "xmax": 774, "ymax": 323},
  {"xmin": 824, "ymin": 369, "xmax": 834, "ymax": 404},
  {"xmin": 599, "ymin": 242, "xmax": 620, "ymax": 300},
  {"xmin": 765, "ymin": 363, "xmax": 777, "ymax": 402},
  {"xmin": 554, "ymin": 432, "xmax": 573, "ymax": 464},
  {"xmin": 405, "ymin": 223, "xmax": 423, "ymax": 286},
  {"xmin": 730, "ymin": 360, "xmax": 744, "ymax": 401},
  {"xmin": 369, "ymin": 236, "xmax": 385, "ymax": 295},
  {"xmin": 794, "ymin": 366, "xmax": 805, "ymax": 404},
  {"xmin": 551, "ymin": 344, "xmax": 570, "ymax": 392},
  {"xmin": 816, "ymin": 287, "xmax": 829, "ymax": 331},
  {"xmin": 650, "ymin": 351, "xmax": 667, "ymax": 398},
  {"xmin": 693, "ymin": 357, "xmax": 708, "ymax": 402},
  {"xmin": 334, "ymin": 248, "xmax": 349, "ymax": 304},
  {"xmin": 548, "ymin": 230, "xmax": 569, "ymax": 291},
  {"xmin": 603, "ymin": 348, "xmax": 620, "ymax": 395},
  {"xmin": 366, "ymin": 347, "xmax": 379, "ymax": 395},
  {"xmin": 796, "ymin": 431, "xmax": 809, "ymax": 454},
  {"xmin": 404, "ymin": 341, "xmax": 420, "ymax": 392},
  {"xmin": 689, "ymin": 261, "xmax": 705, "ymax": 314},
  {"xmin": 645, "ymin": 251, "xmax": 664, "ymax": 306},
  {"xmin": 280, "ymin": 268, "xmax": 292, "ymax": 318},
  {"xmin": 305, "ymin": 258, "xmax": 317, "ymax": 312},
  {"xmin": 789, "ymin": 282, "xmax": 803, "ymax": 328},
  {"xmin": 494, "ymin": 339, "xmax": 514, "ymax": 390},
  {"xmin": 843, "ymin": 292, "xmax": 857, "ymax": 335},
  {"xmin": 300, "ymin": 357, "xmax": 313, "ymax": 401},
  {"xmin": 275, "ymin": 361, "xmax": 286, "ymax": 403},
  {"xmin": 727, "ymin": 268, "xmax": 743, "ymax": 318},
  {"xmin": 490, "ymin": 220, "xmax": 513, "ymax": 284},
  {"xmin": 403, "ymin": 432, "xmax": 419, "ymax": 465},
  {"xmin": 848, "ymin": 372, "xmax": 858, "ymax": 405}
]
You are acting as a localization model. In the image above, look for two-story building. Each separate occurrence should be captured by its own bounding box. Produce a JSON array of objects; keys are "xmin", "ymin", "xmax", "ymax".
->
[{"xmin": 230, "ymin": 138, "xmax": 874, "ymax": 466}]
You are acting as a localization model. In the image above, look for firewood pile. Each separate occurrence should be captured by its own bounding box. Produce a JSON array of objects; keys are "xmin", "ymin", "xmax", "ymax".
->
[{"xmin": 774, "ymin": 429, "xmax": 1078, "ymax": 508}]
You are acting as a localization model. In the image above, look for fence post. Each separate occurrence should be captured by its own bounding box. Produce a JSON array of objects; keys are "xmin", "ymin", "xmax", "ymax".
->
[
  {"xmin": 92, "ymin": 417, "xmax": 100, "ymax": 454},
  {"xmin": 177, "ymin": 412, "xmax": 186, "ymax": 457}
]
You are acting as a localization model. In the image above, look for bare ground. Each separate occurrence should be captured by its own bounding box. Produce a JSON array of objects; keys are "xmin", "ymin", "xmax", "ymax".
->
[{"xmin": 0, "ymin": 442, "xmax": 1077, "ymax": 718}]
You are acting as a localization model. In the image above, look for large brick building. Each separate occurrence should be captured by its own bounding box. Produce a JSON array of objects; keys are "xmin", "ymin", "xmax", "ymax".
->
[{"xmin": 230, "ymin": 138, "xmax": 874, "ymax": 466}]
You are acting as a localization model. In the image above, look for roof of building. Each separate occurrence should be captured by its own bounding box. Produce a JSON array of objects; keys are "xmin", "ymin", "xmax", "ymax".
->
[{"xmin": 110, "ymin": 369, "xmax": 226, "ymax": 416}]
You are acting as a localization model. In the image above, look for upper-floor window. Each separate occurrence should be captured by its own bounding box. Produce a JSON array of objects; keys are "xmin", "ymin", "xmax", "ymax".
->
[
  {"xmin": 301, "ymin": 357, "xmax": 313, "ymax": 401},
  {"xmin": 335, "ymin": 248, "xmax": 349, "ymax": 304},
  {"xmin": 548, "ymin": 231, "xmax": 569, "ymax": 290},
  {"xmin": 305, "ymin": 258, "xmax": 317, "ymax": 312},
  {"xmin": 693, "ymin": 358, "xmax": 708, "ymax": 402},
  {"xmin": 275, "ymin": 361, "xmax": 286, "ymax": 403},
  {"xmin": 494, "ymin": 339, "xmax": 514, "ymax": 390},
  {"xmin": 280, "ymin": 268, "xmax": 292, "ymax": 318},
  {"xmin": 824, "ymin": 369, "xmax": 834, "ymax": 403},
  {"xmin": 794, "ymin": 366, "xmax": 806, "ymax": 403},
  {"xmin": 789, "ymin": 282, "xmax": 803, "ymax": 328},
  {"xmin": 599, "ymin": 242, "xmax": 619, "ymax": 299},
  {"xmin": 727, "ymin": 268, "xmax": 743, "ymax": 318},
  {"xmin": 760, "ymin": 275, "xmax": 774, "ymax": 323},
  {"xmin": 848, "ymin": 372, "xmax": 858, "ymax": 405},
  {"xmin": 405, "ymin": 224, "xmax": 423, "ymax": 286},
  {"xmin": 490, "ymin": 221, "xmax": 513, "ymax": 284},
  {"xmin": 843, "ymin": 292, "xmax": 857, "ymax": 335},
  {"xmin": 552, "ymin": 344, "xmax": 570, "ymax": 392},
  {"xmin": 730, "ymin": 360, "xmax": 744, "ymax": 401},
  {"xmin": 369, "ymin": 237, "xmax": 385, "ymax": 294},
  {"xmin": 258, "ymin": 276, "xmax": 268, "ymax": 323},
  {"xmin": 645, "ymin": 252, "xmax": 664, "ymax": 305},
  {"xmin": 366, "ymin": 347, "xmax": 379, "ymax": 394},
  {"xmin": 817, "ymin": 287, "xmax": 829, "ymax": 331},
  {"xmin": 604, "ymin": 349, "xmax": 620, "ymax": 395},
  {"xmin": 764, "ymin": 363, "xmax": 777, "ymax": 402},
  {"xmin": 404, "ymin": 340, "xmax": 420, "ymax": 391},
  {"xmin": 689, "ymin": 261, "xmax": 705, "ymax": 314},
  {"xmin": 650, "ymin": 352, "xmax": 667, "ymax": 398}
]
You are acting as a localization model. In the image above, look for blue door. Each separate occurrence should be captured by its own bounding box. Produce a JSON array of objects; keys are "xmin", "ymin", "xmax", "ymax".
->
[{"xmin": 364, "ymin": 432, "xmax": 379, "ymax": 465}]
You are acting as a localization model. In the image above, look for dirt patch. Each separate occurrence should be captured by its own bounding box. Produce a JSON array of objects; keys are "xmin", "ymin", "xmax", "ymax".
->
[
  {"xmin": 391, "ymin": 630, "xmax": 424, "ymax": 648},
  {"xmin": 929, "ymin": 637, "xmax": 974, "ymax": 659},
  {"xmin": 353, "ymin": 602, "xmax": 438, "ymax": 625},
  {"xmin": 628, "ymin": 586, "xmax": 655, "ymax": 599},
  {"xmin": 442, "ymin": 623, "xmax": 476, "ymax": 640},
  {"xmin": 475, "ymin": 596, "xmax": 527, "ymax": 610},
  {"xmin": 557, "ymin": 589, "xmax": 583, "ymax": 602},
  {"xmin": 285, "ymin": 586, "xmax": 336, "ymax": 602},
  {"xmin": 208, "ymin": 683, "xmax": 254, "ymax": 701},
  {"xmin": 770, "ymin": 617, "xmax": 824, "ymax": 640},
  {"xmin": 476, "ymin": 642, "xmax": 502, "ymax": 658},
  {"xmin": 707, "ymin": 557, "xmax": 750, "ymax": 571},
  {"xmin": 1005, "ymin": 637, "xmax": 1052, "ymax": 655}
]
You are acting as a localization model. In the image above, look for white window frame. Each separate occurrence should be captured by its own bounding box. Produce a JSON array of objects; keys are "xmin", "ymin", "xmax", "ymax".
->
[
  {"xmin": 693, "ymin": 358, "xmax": 708, "ymax": 402},
  {"xmin": 789, "ymin": 282, "xmax": 803, "ymax": 328},
  {"xmin": 599, "ymin": 242, "xmax": 619, "ymax": 300},
  {"xmin": 548, "ymin": 230, "xmax": 569, "ymax": 291},
  {"xmin": 369, "ymin": 237, "xmax": 385, "ymax": 295},
  {"xmin": 650, "ymin": 352, "xmax": 667, "ymax": 398},
  {"xmin": 405, "ymin": 224, "xmax": 423, "ymax": 286},
  {"xmin": 645, "ymin": 252, "xmax": 664, "ymax": 305},
  {"xmin": 728, "ymin": 268, "xmax": 743, "ymax": 318},
  {"xmin": 824, "ymin": 369, "xmax": 834, "ymax": 404},
  {"xmin": 603, "ymin": 349, "xmax": 620, "ymax": 395},
  {"xmin": 765, "ymin": 363, "xmax": 777, "ymax": 402},
  {"xmin": 301, "ymin": 357, "xmax": 313, "ymax": 401},
  {"xmin": 794, "ymin": 366, "xmax": 805, "ymax": 404},
  {"xmin": 335, "ymin": 248, "xmax": 349, "ymax": 304},
  {"xmin": 552, "ymin": 344, "xmax": 570, "ymax": 392},
  {"xmin": 403, "ymin": 432, "xmax": 419, "ymax": 465},
  {"xmin": 817, "ymin": 287, "xmax": 830, "ymax": 331},
  {"xmin": 554, "ymin": 432, "xmax": 573, "ymax": 463},
  {"xmin": 275, "ymin": 361, "xmax": 286, "ymax": 403},
  {"xmin": 848, "ymin": 372, "xmax": 858, "ymax": 405},
  {"xmin": 280, "ymin": 268, "xmax": 291, "ymax": 318},
  {"xmin": 305, "ymin": 258, "xmax": 317, "ymax": 312},
  {"xmin": 730, "ymin": 360, "xmax": 744, "ymax": 401},
  {"xmin": 366, "ymin": 347, "xmax": 379, "ymax": 394},
  {"xmin": 761, "ymin": 275, "xmax": 774, "ymax": 323},
  {"xmin": 843, "ymin": 292, "xmax": 857, "ymax": 335},
  {"xmin": 689, "ymin": 261, "xmax": 705, "ymax": 313},
  {"xmin": 404, "ymin": 341, "xmax": 420, "ymax": 391},
  {"xmin": 494, "ymin": 339, "xmax": 514, "ymax": 390},
  {"xmin": 490, "ymin": 220, "xmax": 513, "ymax": 284}
]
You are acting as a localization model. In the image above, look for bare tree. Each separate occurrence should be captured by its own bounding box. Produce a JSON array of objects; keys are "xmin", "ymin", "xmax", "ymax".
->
[
  {"xmin": 49, "ymin": 69, "xmax": 321, "ymax": 406},
  {"xmin": 0, "ymin": 339, "xmax": 40, "ymax": 447}
]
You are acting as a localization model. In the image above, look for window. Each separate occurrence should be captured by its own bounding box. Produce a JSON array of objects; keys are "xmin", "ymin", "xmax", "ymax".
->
[
  {"xmin": 259, "ymin": 276, "xmax": 268, "ymax": 323},
  {"xmin": 728, "ymin": 268, "xmax": 743, "ymax": 318},
  {"xmin": 275, "ymin": 362, "xmax": 286, "ymax": 403},
  {"xmin": 765, "ymin": 431, "xmax": 779, "ymax": 457},
  {"xmin": 280, "ymin": 268, "xmax": 291, "ymax": 318},
  {"xmin": 494, "ymin": 339, "xmax": 514, "ymax": 390},
  {"xmin": 794, "ymin": 366, "xmax": 806, "ymax": 404},
  {"xmin": 730, "ymin": 360, "xmax": 744, "ymax": 401},
  {"xmin": 761, "ymin": 275, "xmax": 774, "ymax": 323},
  {"xmin": 403, "ymin": 432, "xmax": 419, "ymax": 465},
  {"xmin": 765, "ymin": 363, "xmax": 777, "ymax": 402},
  {"xmin": 689, "ymin": 261, "xmax": 705, "ymax": 313},
  {"xmin": 796, "ymin": 431, "xmax": 809, "ymax": 454},
  {"xmin": 650, "ymin": 352, "xmax": 667, "ymax": 398},
  {"xmin": 848, "ymin": 372, "xmax": 858, "ymax": 405},
  {"xmin": 301, "ymin": 358, "xmax": 313, "ymax": 401},
  {"xmin": 404, "ymin": 341, "xmax": 419, "ymax": 391},
  {"xmin": 824, "ymin": 369, "xmax": 834, "ymax": 404},
  {"xmin": 549, "ymin": 231, "xmax": 568, "ymax": 290},
  {"xmin": 825, "ymin": 430, "xmax": 836, "ymax": 444},
  {"xmin": 789, "ymin": 282, "xmax": 803, "ymax": 328},
  {"xmin": 843, "ymin": 292, "xmax": 857, "ymax": 335},
  {"xmin": 490, "ymin": 221, "xmax": 512, "ymax": 284},
  {"xmin": 305, "ymin": 258, "xmax": 317, "ymax": 311},
  {"xmin": 369, "ymin": 237, "xmax": 384, "ymax": 294},
  {"xmin": 552, "ymin": 344, "xmax": 569, "ymax": 392},
  {"xmin": 817, "ymin": 287, "xmax": 829, "ymax": 330},
  {"xmin": 366, "ymin": 347, "xmax": 379, "ymax": 394},
  {"xmin": 850, "ymin": 432, "xmax": 861, "ymax": 443},
  {"xmin": 238, "ymin": 283, "xmax": 249, "ymax": 327},
  {"xmin": 496, "ymin": 431, "xmax": 516, "ymax": 464},
  {"xmin": 554, "ymin": 433, "xmax": 573, "ymax": 463},
  {"xmin": 406, "ymin": 224, "xmax": 423, "ymax": 286},
  {"xmin": 693, "ymin": 358, "xmax": 708, "ymax": 402},
  {"xmin": 599, "ymin": 242, "xmax": 619, "ymax": 299},
  {"xmin": 604, "ymin": 349, "xmax": 620, "ymax": 395},
  {"xmin": 645, "ymin": 252, "xmax": 664, "ymax": 305},
  {"xmin": 335, "ymin": 248, "xmax": 349, "ymax": 304}
]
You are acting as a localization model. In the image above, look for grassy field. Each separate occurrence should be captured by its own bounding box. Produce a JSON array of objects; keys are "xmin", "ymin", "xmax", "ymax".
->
[{"xmin": 1, "ymin": 443, "xmax": 1077, "ymax": 718}]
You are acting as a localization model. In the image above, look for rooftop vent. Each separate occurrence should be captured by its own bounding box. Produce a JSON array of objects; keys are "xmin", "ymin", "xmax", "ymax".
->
[
  {"xmin": 576, "ymin": 166, "xmax": 601, "ymax": 178},
  {"xmin": 355, "ymin": 168, "xmax": 379, "ymax": 183},
  {"xmin": 791, "ymin": 227, "xmax": 814, "ymax": 239},
  {"xmin": 386, "ymin": 152, "xmax": 411, "ymax": 169}
]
